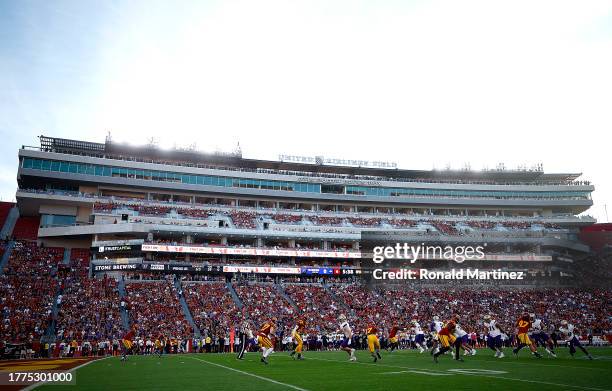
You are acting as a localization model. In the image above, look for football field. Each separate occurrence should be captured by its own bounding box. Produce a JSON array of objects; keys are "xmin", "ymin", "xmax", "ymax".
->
[{"xmin": 37, "ymin": 348, "xmax": 612, "ymax": 391}]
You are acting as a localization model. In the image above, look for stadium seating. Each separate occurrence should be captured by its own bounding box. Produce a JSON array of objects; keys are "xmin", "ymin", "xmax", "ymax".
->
[
  {"xmin": 183, "ymin": 282, "xmax": 239, "ymax": 338},
  {"xmin": 55, "ymin": 268, "xmax": 122, "ymax": 342},
  {"xmin": 0, "ymin": 238, "xmax": 610, "ymax": 355},
  {"xmin": 0, "ymin": 240, "xmax": 6, "ymax": 260},
  {"xmin": 329, "ymin": 284, "xmax": 388, "ymax": 331},
  {"xmin": 0, "ymin": 202, "xmax": 14, "ymax": 230},
  {"xmin": 348, "ymin": 217, "xmax": 382, "ymax": 227},
  {"xmin": 229, "ymin": 211, "xmax": 257, "ymax": 229},
  {"xmin": 89, "ymin": 200, "xmax": 570, "ymax": 237},
  {"xmin": 431, "ymin": 221, "xmax": 459, "ymax": 235},
  {"xmin": 233, "ymin": 282, "xmax": 294, "ymax": 327},
  {"xmin": 270, "ymin": 213, "xmax": 303, "ymax": 224},
  {"xmin": 283, "ymin": 284, "xmax": 344, "ymax": 334},
  {"xmin": 124, "ymin": 281, "xmax": 193, "ymax": 339},
  {"xmin": 11, "ymin": 216, "xmax": 40, "ymax": 240},
  {"xmin": 70, "ymin": 248, "xmax": 91, "ymax": 271},
  {"xmin": 0, "ymin": 241, "xmax": 63, "ymax": 343}
]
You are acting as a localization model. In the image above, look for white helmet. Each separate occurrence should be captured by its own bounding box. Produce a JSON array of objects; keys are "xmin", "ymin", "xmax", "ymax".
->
[
  {"xmin": 433, "ymin": 316, "xmax": 439, "ymax": 321},
  {"xmin": 560, "ymin": 320, "xmax": 568, "ymax": 326}
]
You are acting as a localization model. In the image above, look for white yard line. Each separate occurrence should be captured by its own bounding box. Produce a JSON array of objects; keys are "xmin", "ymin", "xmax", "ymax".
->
[
  {"xmin": 307, "ymin": 355, "xmax": 612, "ymax": 391},
  {"xmin": 306, "ymin": 356, "xmax": 449, "ymax": 375},
  {"xmin": 380, "ymin": 370, "xmax": 452, "ymax": 376},
  {"xmin": 189, "ymin": 356, "xmax": 310, "ymax": 391},
  {"xmin": 24, "ymin": 356, "xmax": 112, "ymax": 391},
  {"xmin": 470, "ymin": 354, "xmax": 609, "ymax": 371},
  {"xmin": 453, "ymin": 371, "xmax": 612, "ymax": 391}
]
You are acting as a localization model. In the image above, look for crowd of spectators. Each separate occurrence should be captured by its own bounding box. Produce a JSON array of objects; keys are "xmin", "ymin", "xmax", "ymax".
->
[
  {"xmin": 431, "ymin": 221, "xmax": 459, "ymax": 235},
  {"xmin": 229, "ymin": 211, "xmax": 257, "ymax": 229},
  {"xmin": 1, "ymin": 240, "xmax": 609, "ymax": 353},
  {"xmin": 93, "ymin": 200, "xmax": 568, "ymax": 235},
  {"xmin": 0, "ymin": 241, "xmax": 63, "ymax": 343},
  {"xmin": 467, "ymin": 220, "xmax": 497, "ymax": 229},
  {"xmin": 309, "ymin": 216, "xmax": 344, "ymax": 226},
  {"xmin": 124, "ymin": 281, "xmax": 193, "ymax": 339},
  {"xmin": 53, "ymin": 248, "xmax": 121, "ymax": 344},
  {"xmin": 329, "ymin": 284, "xmax": 388, "ymax": 331},
  {"xmin": 387, "ymin": 218, "xmax": 417, "ymax": 228},
  {"xmin": 179, "ymin": 208, "xmax": 215, "ymax": 219},
  {"xmin": 269, "ymin": 213, "xmax": 303, "ymax": 224},
  {"xmin": 183, "ymin": 282, "xmax": 239, "ymax": 339},
  {"xmin": 56, "ymin": 273, "xmax": 122, "ymax": 342},
  {"xmin": 233, "ymin": 282, "xmax": 294, "ymax": 327},
  {"xmin": 324, "ymin": 283, "xmax": 612, "ymax": 338},
  {"xmin": 348, "ymin": 217, "xmax": 382, "ymax": 227},
  {"xmin": 283, "ymin": 284, "xmax": 343, "ymax": 334},
  {"xmin": 502, "ymin": 221, "xmax": 532, "ymax": 230}
]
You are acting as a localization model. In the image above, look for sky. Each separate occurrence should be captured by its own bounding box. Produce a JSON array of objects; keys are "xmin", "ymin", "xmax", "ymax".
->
[{"xmin": 0, "ymin": 0, "xmax": 611, "ymax": 221}]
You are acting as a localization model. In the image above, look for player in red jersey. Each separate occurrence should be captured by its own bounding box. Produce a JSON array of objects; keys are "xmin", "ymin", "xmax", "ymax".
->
[
  {"xmin": 257, "ymin": 317, "xmax": 276, "ymax": 365},
  {"xmin": 121, "ymin": 327, "xmax": 136, "ymax": 362},
  {"xmin": 366, "ymin": 324, "xmax": 382, "ymax": 362},
  {"xmin": 433, "ymin": 315, "xmax": 461, "ymax": 363},
  {"xmin": 513, "ymin": 312, "xmax": 542, "ymax": 358},
  {"xmin": 387, "ymin": 325, "xmax": 400, "ymax": 352}
]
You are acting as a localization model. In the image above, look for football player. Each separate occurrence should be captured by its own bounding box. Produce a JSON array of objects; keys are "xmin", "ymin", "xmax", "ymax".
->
[
  {"xmin": 483, "ymin": 314, "xmax": 505, "ymax": 358},
  {"xmin": 512, "ymin": 312, "xmax": 542, "ymax": 358},
  {"xmin": 338, "ymin": 314, "xmax": 356, "ymax": 361},
  {"xmin": 411, "ymin": 319, "xmax": 427, "ymax": 353},
  {"xmin": 559, "ymin": 320, "xmax": 593, "ymax": 360},
  {"xmin": 257, "ymin": 318, "xmax": 276, "ymax": 365},
  {"xmin": 289, "ymin": 319, "xmax": 306, "ymax": 360},
  {"xmin": 366, "ymin": 323, "xmax": 382, "ymax": 362}
]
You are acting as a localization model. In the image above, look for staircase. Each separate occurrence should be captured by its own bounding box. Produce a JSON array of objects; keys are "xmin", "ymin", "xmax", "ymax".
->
[
  {"xmin": 42, "ymin": 283, "xmax": 63, "ymax": 344},
  {"xmin": 0, "ymin": 241, "xmax": 14, "ymax": 275},
  {"xmin": 118, "ymin": 279, "xmax": 130, "ymax": 330},
  {"xmin": 0, "ymin": 206, "xmax": 18, "ymax": 239},
  {"xmin": 226, "ymin": 282, "xmax": 244, "ymax": 309},
  {"xmin": 62, "ymin": 248, "xmax": 71, "ymax": 265},
  {"xmin": 276, "ymin": 283, "xmax": 299, "ymax": 310},
  {"xmin": 173, "ymin": 279, "xmax": 201, "ymax": 338}
]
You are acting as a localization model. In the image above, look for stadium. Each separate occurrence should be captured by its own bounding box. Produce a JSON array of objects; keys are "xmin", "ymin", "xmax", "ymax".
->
[{"xmin": 0, "ymin": 135, "xmax": 610, "ymax": 390}]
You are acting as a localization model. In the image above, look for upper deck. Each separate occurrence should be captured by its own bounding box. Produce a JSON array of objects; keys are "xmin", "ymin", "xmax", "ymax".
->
[{"xmin": 17, "ymin": 136, "xmax": 594, "ymax": 212}]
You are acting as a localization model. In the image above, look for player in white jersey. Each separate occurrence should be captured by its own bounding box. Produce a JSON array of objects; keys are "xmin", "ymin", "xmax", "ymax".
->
[
  {"xmin": 559, "ymin": 321, "xmax": 593, "ymax": 360},
  {"xmin": 454, "ymin": 323, "xmax": 476, "ymax": 356},
  {"xmin": 529, "ymin": 314, "xmax": 557, "ymax": 357},
  {"xmin": 411, "ymin": 320, "xmax": 426, "ymax": 353},
  {"xmin": 338, "ymin": 314, "xmax": 356, "ymax": 361},
  {"xmin": 483, "ymin": 315, "xmax": 505, "ymax": 358},
  {"xmin": 429, "ymin": 316, "xmax": 444, "ymax": 355}
]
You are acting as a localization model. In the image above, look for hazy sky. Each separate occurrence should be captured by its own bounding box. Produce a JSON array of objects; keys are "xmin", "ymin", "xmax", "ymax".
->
[{"xmin": 1, "ymin": 0, "xmax": 610, "ymax": 221}]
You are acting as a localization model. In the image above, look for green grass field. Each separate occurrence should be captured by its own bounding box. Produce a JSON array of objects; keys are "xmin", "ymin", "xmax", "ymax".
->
[{"xmin": 39, "ymin": 348, "xmax": 612, "ymax": 391}]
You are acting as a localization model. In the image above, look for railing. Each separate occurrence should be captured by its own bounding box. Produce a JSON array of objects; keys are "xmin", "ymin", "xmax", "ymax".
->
[
  {"xmin": 92, "ymin": 238, "xmax": 145, "ymax": 247},
  {"xmin": 19, "ymin": 189, "xmax": 596, "ymax": 222},
  {"xmin": 39, "ymin": 214, "xmax": 575, "ymax": 241},
  {"xmin": 144, "ymin": 241, "xmax": 358, "ymax": 253}
]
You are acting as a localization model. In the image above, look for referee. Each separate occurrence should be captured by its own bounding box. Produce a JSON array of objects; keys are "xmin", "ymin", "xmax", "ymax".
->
[{"xmin": 236, "ymin": 321, "xmax": 252, "ymax": 360}]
